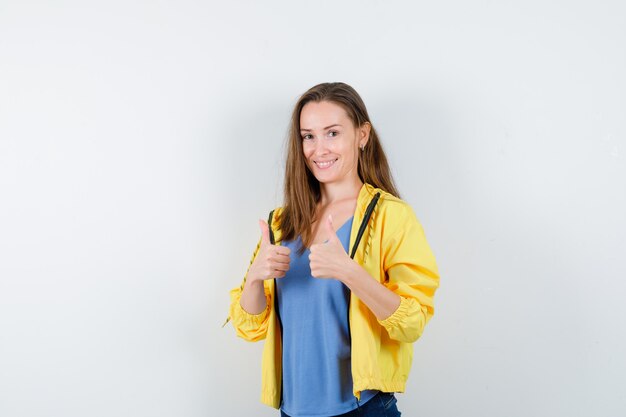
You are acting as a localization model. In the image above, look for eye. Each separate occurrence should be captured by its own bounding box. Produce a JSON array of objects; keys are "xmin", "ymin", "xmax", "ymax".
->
[
  {"xmin": 328, "ymin": 130, "xmax": 339, "ymax": 137},
  {"xmin": 301, "ymin": 134, "xmax": 313, "ymax": 140}
]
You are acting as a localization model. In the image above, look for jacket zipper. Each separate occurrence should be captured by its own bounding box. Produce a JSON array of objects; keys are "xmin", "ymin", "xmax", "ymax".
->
[{"xmin": 347, "ymin": 192, "xmax": 381, "ymax": 406}]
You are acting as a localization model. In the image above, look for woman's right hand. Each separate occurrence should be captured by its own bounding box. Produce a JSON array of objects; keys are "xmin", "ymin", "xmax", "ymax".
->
[
  {"xmin": 246, "ymin": 219, "xmax": 291, "ymax": 283},
  {"xmin": 240, "ymin": 219, "xmax": 290, "ymax": 315}
]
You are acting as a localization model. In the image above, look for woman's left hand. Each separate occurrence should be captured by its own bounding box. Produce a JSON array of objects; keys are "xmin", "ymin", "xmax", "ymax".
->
[{"xmin": 309, "ymin": 214, "xmax": 354, "ymax": 281}]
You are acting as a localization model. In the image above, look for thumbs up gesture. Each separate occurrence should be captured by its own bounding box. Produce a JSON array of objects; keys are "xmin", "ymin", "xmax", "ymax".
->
[
  {"xmin": 309, "ymin": 214, "xmax": 352, "ymax": 280},
  {"xmin": 247, "ymin": 219, "xmax": 291, "ymax": 283}
]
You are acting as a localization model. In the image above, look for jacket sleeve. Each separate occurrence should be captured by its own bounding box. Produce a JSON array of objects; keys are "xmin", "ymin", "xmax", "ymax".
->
[
  {"xmin": 227, "ymin": 236, "xmax": 273, "ymax": 342},
  {"xmin": 378, "ymin": 204, "xmax": 440, "ymax": 343}
]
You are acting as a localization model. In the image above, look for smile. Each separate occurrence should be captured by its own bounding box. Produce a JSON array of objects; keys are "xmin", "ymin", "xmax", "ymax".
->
[{"xmin": 314, "ymin": 159, "xmax": 338, "ymax": 169}]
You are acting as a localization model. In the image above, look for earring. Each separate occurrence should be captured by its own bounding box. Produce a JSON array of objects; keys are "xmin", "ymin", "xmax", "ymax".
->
[{"xmin": 360, "ymin": 144, "xmax": 365, "ymax": 151}]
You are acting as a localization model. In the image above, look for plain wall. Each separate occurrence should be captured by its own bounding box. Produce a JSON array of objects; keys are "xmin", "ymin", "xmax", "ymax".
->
[{"xmin": 1, "ymin": 1, "xmax": 624, "ymax": 416}]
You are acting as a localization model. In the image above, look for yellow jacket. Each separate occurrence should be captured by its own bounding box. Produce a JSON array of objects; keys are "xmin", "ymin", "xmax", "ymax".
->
[{"xmin": 227, "ymin": 182, "xmax": 439, "ymax": 408}]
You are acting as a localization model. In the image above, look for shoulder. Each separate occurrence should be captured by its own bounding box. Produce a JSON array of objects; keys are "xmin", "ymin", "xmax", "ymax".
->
[
  {"xmin": 363, "ymin": 185, "xmax": 422, "ymax": 242},
  {"xmin": 365, "ymin": 184, "xmax": 417, "ymax": 221},
  {"xmin": 270, "ymin": 206, "xmax": 285, "ymax": 221}
]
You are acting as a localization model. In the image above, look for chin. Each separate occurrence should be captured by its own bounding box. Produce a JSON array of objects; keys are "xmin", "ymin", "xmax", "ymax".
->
[{"xmin": 314, "ymin": 175, "xmax": 339, "ymax": 184}]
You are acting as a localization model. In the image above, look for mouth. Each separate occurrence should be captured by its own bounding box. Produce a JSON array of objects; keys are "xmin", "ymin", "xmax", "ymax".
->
[{"xmin": 314, "ymin": 158, "xmax": 338, "ymax": 169}]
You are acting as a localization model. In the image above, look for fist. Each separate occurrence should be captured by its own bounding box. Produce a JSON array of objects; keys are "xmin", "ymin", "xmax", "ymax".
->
[
  {"xmin": 247, "ymin": 219, "xmax": 291, "ymax": 283},
  {"xmin": 309, "ymin": 214, "xmax": 351, "ymax": 281}
]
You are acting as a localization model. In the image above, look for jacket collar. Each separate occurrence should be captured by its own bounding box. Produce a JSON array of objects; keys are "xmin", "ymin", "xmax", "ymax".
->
[{"xmin": 356, "ymin": 182, "xmax": 380, "ymax": 220}]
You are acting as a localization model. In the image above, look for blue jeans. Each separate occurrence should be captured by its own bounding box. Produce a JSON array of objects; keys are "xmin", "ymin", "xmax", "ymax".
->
[{"xmin": 280, "ymin": 392, "xmax": 401, "ymax": 417}]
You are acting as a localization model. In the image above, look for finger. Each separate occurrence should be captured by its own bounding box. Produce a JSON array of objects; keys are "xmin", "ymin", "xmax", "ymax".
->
[
  {"xmin": 310, "ymin": 268, "xmax": 322, "ymax": 279},
  {"xmin": 258, "ymin": 219, "xmax": 271, "ymax": 245},
  {"xmin": 272, "ymin": 262, "xmax": 290, "ymax": 272},
  {"xmin": 272, "ymin": 253, "xmax": 291, "ymax": 264},
  {"xmin": 274, "ymin": 246, "xmax": 291, "ymax": 256}
]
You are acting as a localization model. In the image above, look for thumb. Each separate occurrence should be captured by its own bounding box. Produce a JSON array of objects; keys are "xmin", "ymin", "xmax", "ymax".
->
[
  {"xmin": 258, "ymin": 219, "xmax": 271, "ymax": 245},
  {"xmin": 325, "ymin": 214, "xmax": 339, "ymax": 243}
]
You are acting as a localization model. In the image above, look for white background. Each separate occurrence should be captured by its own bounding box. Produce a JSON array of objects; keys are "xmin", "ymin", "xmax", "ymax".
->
[{"xmin": 1, "ymin": 1, "xmax": 625, "ymax": 416}]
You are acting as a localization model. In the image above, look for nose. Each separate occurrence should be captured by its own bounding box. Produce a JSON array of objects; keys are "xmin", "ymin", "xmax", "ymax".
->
[{"xmin": 313, "ymin": 137, "xmax": 330, "ymax": 156}]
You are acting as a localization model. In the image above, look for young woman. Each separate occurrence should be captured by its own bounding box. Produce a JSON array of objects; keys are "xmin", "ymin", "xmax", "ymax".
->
[{"xmin": 227, "ymin": 82, "xmax": 439, "ymax": 417}]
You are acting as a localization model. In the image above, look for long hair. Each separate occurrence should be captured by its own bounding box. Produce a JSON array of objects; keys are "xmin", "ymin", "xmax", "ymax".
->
[{"xmin": 279, "ymin": 82, "xmax": 399, "ymax": 254}]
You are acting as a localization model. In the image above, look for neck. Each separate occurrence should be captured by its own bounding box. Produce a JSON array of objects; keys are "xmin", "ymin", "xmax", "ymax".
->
[{"xmin": 319, "ymin": 177, "xmax": 364, "ymax": 205}]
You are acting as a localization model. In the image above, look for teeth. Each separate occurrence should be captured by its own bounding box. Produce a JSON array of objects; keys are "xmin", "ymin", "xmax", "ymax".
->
[{"xmin": 316, "ymin": 159, "xmax": 336, "ymax": 168}]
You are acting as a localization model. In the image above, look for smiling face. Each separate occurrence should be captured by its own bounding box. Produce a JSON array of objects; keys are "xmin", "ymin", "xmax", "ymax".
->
[{"xmin": 299, "ymin": 100, "xmax": 369, "ymax": 186}]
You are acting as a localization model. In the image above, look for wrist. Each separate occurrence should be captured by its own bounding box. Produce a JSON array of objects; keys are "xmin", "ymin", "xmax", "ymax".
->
[
  {"xmin": 245, "ymin": 275, "xmax": 264, "ymax": 289},
  {"xmin": 340, "ymin": 260, "xmax": 362, "ymax": 288}
]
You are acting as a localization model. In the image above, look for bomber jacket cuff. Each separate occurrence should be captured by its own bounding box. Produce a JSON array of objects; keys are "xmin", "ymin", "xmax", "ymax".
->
[
  {"xmin": 378, "ymin": 296, "xmax": 411, "ymax": 331},
  {"xmin": 234, "ymin": 298, "xmax": 270, "ymax": 326}
]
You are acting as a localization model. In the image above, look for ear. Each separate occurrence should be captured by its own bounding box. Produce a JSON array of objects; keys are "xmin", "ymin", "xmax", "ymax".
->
[{"xmin": 359, "ymin": 121, "xmax": 371, "ymax": 148}]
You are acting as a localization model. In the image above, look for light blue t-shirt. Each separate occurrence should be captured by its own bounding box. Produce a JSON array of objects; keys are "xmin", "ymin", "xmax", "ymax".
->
[{"xmin": 276, "ymin": 215, "xmax": 377, "ymax": 417}]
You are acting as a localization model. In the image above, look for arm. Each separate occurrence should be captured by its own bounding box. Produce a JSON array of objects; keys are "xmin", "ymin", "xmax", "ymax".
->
[
  {"xmin": 375, "ymin": 205, "xmax": 439, "ymax": 343},
  {"xmin": 342, "ymin": 264, "xmax": 402, "ymax": 321},
  {"xmin": 228, "ymin": 236, "xmax": 272, "ymax": 342},
  {"xmin": 342, "ymin": 217, "xmax": 438, "ymax": 343},
  {"xmin": 310, "ymin": 207, "xmax": 439, "ymax": 343},
  {"xmin": 228, "ymin": 218, "xmax": 290, "ymax": 342}
]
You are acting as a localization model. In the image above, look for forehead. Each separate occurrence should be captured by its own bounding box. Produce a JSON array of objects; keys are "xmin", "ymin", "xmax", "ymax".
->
[{"xmin": 300, "ymin": 101, "xmax": 351, "ymax": 129}]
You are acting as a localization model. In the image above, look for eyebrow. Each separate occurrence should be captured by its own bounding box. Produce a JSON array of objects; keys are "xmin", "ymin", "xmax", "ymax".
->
[{"xmin": 300, "ymin": 124, "xmax": 342, "ymax": 132}]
